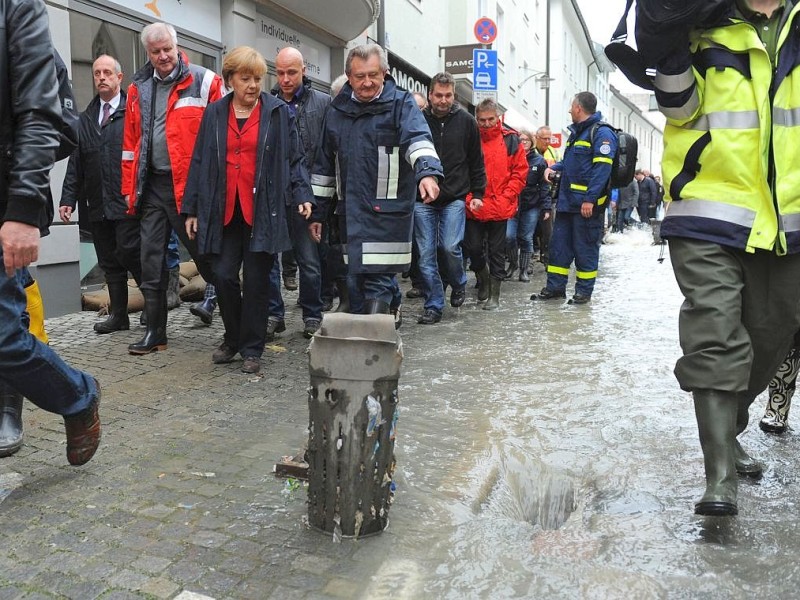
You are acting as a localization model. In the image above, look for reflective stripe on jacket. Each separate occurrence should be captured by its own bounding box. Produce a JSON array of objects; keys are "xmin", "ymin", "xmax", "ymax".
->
[
  {"xmin": 656, "ymin": 4, "xmax": 800, "ymax": 254},
  {"xmin": 311, "ymin": 76, "xmax": 443, "ymax": 273},
  {"xmin": 121, "ymin": 53, "xmax": 223, "ymax": 214}
]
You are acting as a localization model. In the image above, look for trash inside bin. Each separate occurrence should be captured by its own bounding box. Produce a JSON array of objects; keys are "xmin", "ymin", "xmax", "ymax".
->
[{"xmin": 307, "ymin": 312, "xmax": 403, "ymax": 539}]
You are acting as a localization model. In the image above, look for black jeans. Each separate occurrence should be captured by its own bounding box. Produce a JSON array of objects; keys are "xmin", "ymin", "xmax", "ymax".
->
[
  {"xmin": 138, "ymin": 172, "xmax": 214, "ymax": 292},
  {"xmin": 213, "ymin": 209, "xmax": 275, "ymax": 358},
  {"xmin": 463, "ymin": 219, "xmax": 507, "ymax": 280}
]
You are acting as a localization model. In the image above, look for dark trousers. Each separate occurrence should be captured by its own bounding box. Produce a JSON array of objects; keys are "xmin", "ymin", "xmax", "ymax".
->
[
  {"xmin": 535, "ymin": 211, "xmax": 552, "ymax": 259},
  {"xmin": 463, "ymin": 219, "xmax": 507, "ymax": 280},
  {"xmin": 669, "ymin": 238, "xmax": 800, "ymax": 395},
  {"xmin": 90, "ymin": 218, "xmax": 142, "ymax": 285},
  {"xmin": 338, "ymin": 214, "xmax": 398, "ymax": 306},
  {"xmin": 213, "ymin": 210, "xmax": 275, "ymax": 358},
  {"xmin": 139, "ymin": 173, "xmax": 214, "ymax": 292}
]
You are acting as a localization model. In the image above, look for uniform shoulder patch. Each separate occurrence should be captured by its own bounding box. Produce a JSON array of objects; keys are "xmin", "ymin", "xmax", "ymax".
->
[{"xmin": 599, "ymin": 143, "xmax": 612, "ymax": 155}]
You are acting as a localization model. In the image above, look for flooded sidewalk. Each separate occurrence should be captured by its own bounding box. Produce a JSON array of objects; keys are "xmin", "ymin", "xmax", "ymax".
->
[{"xmin": 1, "ymin": 229, "xmax": 798, "ymax": 599}]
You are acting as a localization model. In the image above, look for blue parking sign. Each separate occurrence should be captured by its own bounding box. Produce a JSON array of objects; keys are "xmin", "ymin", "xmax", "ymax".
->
[{"xmin": 473, "ymin": 49, "xmax": 498, "ymax": 91}]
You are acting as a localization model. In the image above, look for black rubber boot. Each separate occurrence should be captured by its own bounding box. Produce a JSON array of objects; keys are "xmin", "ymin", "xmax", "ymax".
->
[
  {"xmin": 483, "ymin": 278, "xmax": 501, "ymax": 311},
  {"xmin": 364, "ymin": 298, "xmax": 391, "ymax": 314},
  {"xmin": 518, "ymin": 252, "xmax": 531, "ymax": 282},
  {"xmin": 166, "ymin": 267, "xmax": 181, "ymax": 310},
  {"xmin": 128, "ymin": 290, "xmax": 168, "ymax": 355},
  {"xmin": 475, "ymin": 265, "xmax": 491, "ymax": 302},
  {"xmin": 693, "ymin": 390, "xmax": 738, "ymax": 516},
  {"xmin": 334, "ymin": 279, "xmax": 350, "ymax": 313},
  {"xmin": 0, "ymin": 384, "xmax": 23, "ymax": 457},
  {"xmin": 190, "ymin": 284, "xmax": 216, "ymax": 326},
  {"xmin": 94, "ymin": 282, "xmax": 130, "ymax": 334},
  {"xmin": 504, "ymin": 243, "xmax": 519, "ymax": 281}
]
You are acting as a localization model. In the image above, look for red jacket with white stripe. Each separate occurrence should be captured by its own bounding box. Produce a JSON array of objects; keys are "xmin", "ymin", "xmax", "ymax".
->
[{"xmin": 122, "ymin": 52, "xmax": 223, "ymax": 213}]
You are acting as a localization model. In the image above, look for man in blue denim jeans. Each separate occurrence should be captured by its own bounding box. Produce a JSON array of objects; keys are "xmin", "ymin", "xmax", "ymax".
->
[
  {"xmin": 0, "ymin": 0, "xmax": 101, "ymax": 465},
  {"xmin": 415, "ymin": 72, "xmax": 486, "ymax": 324}
]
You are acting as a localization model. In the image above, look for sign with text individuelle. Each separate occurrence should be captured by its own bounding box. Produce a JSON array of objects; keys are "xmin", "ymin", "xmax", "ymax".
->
[
  {"xmin": 472, "ymin": 90, "xmax": 497, "ymax": 106},
  {"xmin": 443, "ymin": 44, "xmax": 481, "ymax": 75},
  {"xmin": 256, "ymin": 16, "xmax": 331, "ymax": 83},
  {"xmin": 472, "ymin": 48, "xmax": 498, "ymax": 91}
]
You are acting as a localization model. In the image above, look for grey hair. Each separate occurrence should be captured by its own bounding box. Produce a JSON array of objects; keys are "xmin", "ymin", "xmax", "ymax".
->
[
  {"xmin": 476, "ymin": 98, "xmax": 499, "ymax": 115},
  {"xmin": 345, "ymin": 43, "xmax": 388, "ymax": 75},
  {"xmin": 330, "ymin": 74, "xmax": 348, "ymax": 97},
  {"xmin": 141, "ymin": 22, "xmax": 178, "ymax": 49}
]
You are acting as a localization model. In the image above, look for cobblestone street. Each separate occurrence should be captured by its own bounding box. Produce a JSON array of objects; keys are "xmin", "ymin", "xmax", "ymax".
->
[{"xmin": 0, "ymin": 283, "xmax": 419, "ymax": 600}]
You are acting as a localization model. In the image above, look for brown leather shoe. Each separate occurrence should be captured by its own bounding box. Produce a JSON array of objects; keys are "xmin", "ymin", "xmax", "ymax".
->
[
  {"xmin": 64, "ymin": 380, "xmax": 101, "ymax": 466},
  {"xmin": 241, "ymin": 356, "xmax": 261, "ymax": 374}
]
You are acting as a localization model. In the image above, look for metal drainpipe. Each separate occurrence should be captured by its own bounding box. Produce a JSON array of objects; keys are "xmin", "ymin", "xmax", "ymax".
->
[
  {"xmin": 546, "ymin": 0, "xmax": 551, "ymax": 123},
  {"xmin": 377, "ymin": 0, "xmax": 386, "ymax": 47}
]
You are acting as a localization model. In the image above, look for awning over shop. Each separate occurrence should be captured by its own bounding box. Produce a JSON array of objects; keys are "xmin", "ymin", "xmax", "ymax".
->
[
  {"xmin": 267, "ymin": 0, "xmax": 379, "ymax": 43},
  {"xmin": 502, "ymin": 106, "xmax": 537, "ymax": 134}
]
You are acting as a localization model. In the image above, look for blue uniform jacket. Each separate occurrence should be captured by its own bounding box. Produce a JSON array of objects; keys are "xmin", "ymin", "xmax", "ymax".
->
[
  {"xmin": 551, "ymin": 112, "xmax": 617, "ymax": 214},
  {"xmin": 518, "ymin": 149, "xmax": 551, "ymax": 212},
  {"xmin": 311, "ymin": 75, "xmax": 443, "ymax": 274}
]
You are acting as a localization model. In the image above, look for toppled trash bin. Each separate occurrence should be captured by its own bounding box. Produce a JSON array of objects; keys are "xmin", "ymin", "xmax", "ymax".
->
[{"xmin": 307, "ymin": 312, "xmax": 402, "ymax": 539}]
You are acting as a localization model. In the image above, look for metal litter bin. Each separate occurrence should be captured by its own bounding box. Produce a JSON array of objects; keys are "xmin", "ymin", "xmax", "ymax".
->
[{"xmin": 307, "ymin": 312, "xmax": 402, "ymax": 539}]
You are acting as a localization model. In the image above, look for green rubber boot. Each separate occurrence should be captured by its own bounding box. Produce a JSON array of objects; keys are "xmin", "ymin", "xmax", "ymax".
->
[
  {"xmin": 693, "ymin": 390, "xmax": 738, "ymax": 516},
  {"xmin": 475, "ymin": 265, "xmax": 491, "ymax": 302},
  {"xmin": 734, "ymin": 392, "xmax": 763, "ymax": 478},
  {"xmin": 483, "ymin": 278, "xmax": 501, "ymax": 311}
]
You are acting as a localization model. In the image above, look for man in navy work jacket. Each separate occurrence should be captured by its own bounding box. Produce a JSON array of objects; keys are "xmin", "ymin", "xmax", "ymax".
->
[
  {"xmin": 309, "ymin": 43, "xmax": 443, "ymax": 314},
  {"xmin": 532, "ymin": 91, "xmax": 617, "ymax": 305}
]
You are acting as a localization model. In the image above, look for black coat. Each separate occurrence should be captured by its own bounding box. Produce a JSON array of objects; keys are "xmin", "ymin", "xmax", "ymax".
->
[
  {"xmin": 0, "ymin": 0, "xmax": 63, "ymax": 230},
  {"xmin": 421, "ymin": 103, "xmax": 486, "ymax": 206},
  {"xmin": 181, "ymin": 92, "xmax": 314, "ymax": 255},
  {"xmin": 61, "ymin": 92, "xmax": 130, "ymax": 222},
  {"xmin": 270, "ymin": 77, "xmax": 330, "ymax": 173}
]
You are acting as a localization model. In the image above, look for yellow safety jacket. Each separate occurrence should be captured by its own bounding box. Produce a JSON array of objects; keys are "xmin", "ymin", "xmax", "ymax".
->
[{"xmin": 656, "ymin": 4, "xmax": 800, "ymax": 254}]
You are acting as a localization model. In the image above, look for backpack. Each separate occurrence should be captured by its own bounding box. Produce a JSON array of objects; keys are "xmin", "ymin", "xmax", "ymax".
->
[
  {"xmin": 589, "ymin": 122, "xmax": 638, "ymax": 190},
  {"xmin": 501, "ymin": 125, "xmax": 520, "ymax": 157},
  {"xmin": 604, "ymin": 0, "xmax": 733, "ymax": 89}
]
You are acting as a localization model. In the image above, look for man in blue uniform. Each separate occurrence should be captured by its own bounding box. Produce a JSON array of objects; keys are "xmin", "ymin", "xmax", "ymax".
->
[
  {"xmin": 309, "ymin": 44, "xmax": 443, "ymax": 314},
  {"xmin": 531, "ymin": 91, "xmax": 617, "ymax": 305}
]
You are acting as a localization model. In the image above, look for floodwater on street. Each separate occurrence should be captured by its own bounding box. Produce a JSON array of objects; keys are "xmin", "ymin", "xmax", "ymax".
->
[{"xmin": 356, "ymin": 228, "xmax": 800, "ymax": 599}]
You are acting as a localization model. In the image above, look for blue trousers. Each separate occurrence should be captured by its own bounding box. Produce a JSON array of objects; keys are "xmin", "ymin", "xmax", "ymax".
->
[
  {"xmin": 414, "ymin": 201, "xmax": 467, "ymax": 313},
  {"xmin": 546, "ymin": 211, "xmax": 603, "ymax": 297},
  {"xmin": 506, "ymin": 207, "xmax": 540, "ymax": 253},
  {"xmin": 0, "ymin": 261, "xmax": 96, "ymax": 416}
]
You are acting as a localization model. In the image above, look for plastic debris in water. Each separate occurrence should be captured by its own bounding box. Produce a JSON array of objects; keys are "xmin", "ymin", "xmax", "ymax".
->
[
  {"xmin": 336, "ymin": 437, "xmax": 343, "ymax": 450},
  {"xmin": 366, "ymin": 394, "xmax": 383, "ymax": 436},
  {"xmin": 333, "ymin": 514, "xmax": 342, "ymax": 543},
  {"xmin": 354, "ymin": 510, "xmax": 364, "ymax": 539}
]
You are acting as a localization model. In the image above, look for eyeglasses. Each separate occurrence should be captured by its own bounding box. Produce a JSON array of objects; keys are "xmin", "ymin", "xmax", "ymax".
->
[{"xmin": 520, "ymin": 138, "xmax": 532, "ymax": 144}]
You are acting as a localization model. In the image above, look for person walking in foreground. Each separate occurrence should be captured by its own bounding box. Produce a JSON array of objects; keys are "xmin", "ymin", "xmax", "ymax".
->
[{"xmin": 0, "ymin": 0, "xmax": 100, "ymax": 465}]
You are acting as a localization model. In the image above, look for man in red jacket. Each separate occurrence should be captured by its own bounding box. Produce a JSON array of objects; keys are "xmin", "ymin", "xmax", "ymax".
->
[
  {"xmin": 464, "ymin": 98, "xmax": 528, "ymax": 310},
  {"xmin": 121, "ymin": 22, "xmax": 224, "ymax": 355}
]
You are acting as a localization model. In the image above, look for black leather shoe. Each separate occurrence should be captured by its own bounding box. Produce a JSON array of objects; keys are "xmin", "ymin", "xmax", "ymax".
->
[
  {"xmin": 568, "ymin": 294, "xmax": 591, "ymax": 305},
  {"xmin": 417, "ymin": 309, "xmax": 442, "ymax": 325},
  {"xmin": 450, "ymin": 286, "xmax": 466, "ymax": 308},
  {"xmin": 265, "ymin": 318, "xmax": 286, "ymax": 342},
  {"xmin": 530, "ymin": 287, "xmax": 566, "ymax": 301},
  {"xmin": 283, "ymin": 276, "xmax": 298, "ymax": 291},
  {"xmin": 212, "ymin": 343, "xmax": 237, "ymax": 364},
  {"xmin": 406, "ymin": 287, "xmax": 423, "ymax": 299},
  {"xmin": 190, "ymin": 296, "xmax": 216, "ymax": 325}
]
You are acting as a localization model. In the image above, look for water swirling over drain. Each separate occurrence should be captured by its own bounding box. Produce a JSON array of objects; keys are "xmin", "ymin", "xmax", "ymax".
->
[{"xmin": 473, "ymin": 449, "xmax": 576, "ymax": 531}]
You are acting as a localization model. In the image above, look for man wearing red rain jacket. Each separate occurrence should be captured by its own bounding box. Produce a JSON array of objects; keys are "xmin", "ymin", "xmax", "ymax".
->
[
  {"xmin": 464, "ymin": 98, "xmax": 528, "ymax": 310},
  {"xmin": 121, "ymin": 22, "xmax": 224, "ymax": 355}
]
